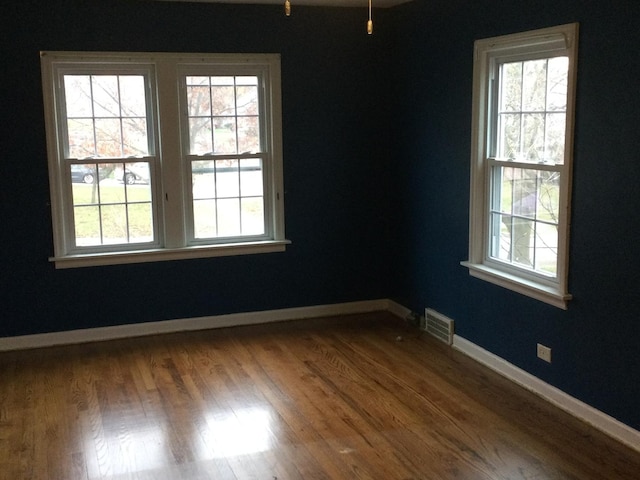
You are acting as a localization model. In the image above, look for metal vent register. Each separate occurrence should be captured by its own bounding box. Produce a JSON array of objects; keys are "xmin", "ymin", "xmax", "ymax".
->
[{"xmin": 425, "ymin": 308, "xmax": 454, "ymax": 345}]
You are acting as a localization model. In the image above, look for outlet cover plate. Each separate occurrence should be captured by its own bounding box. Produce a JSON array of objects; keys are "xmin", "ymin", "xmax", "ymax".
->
[{"xmin": 537, "ymin": 343, "xmax": 552, "ymax": 363}]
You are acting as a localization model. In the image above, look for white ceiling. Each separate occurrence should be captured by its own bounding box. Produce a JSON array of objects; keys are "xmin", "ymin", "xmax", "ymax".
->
[{"xmin": 159, "ymin": 0, "xmax": 412, "ymax": 8}]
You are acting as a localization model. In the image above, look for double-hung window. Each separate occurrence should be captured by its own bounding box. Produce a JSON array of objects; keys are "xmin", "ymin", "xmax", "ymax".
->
[
  {"xmin": 41, "ymin": 52, "xmax": 287, "ymax": 268},
  {"xmin": 462, "ymin": 24, "xmax": 578, "ymax": 309}
]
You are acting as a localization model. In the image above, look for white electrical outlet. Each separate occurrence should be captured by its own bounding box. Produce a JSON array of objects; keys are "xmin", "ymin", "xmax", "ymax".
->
[{"xmin": 537, "ymin": 343, "xmax": 552, "ymax": 363}]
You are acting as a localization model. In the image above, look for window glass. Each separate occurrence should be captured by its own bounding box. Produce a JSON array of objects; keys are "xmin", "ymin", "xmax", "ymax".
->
[
  {"xmin": 70, "ymin": 162, "xmax": 153, "ymax": 246},
  {"xmin": 64, "ymin": 74, "xmax": 149, "ymax": 159},
  {"xmin": 191, "ymin": 158, "xmax": 265, "ymax": 239},
  {"xmin": 186, "ymin": 75, "xmax": 261, "ymax": 155},
  {"xmin": 497, "ymin": 58, "xmax": 568, "ymax": 164},
  {"xmin": 492, "ymin": 55, "xmax": 569, "ymax": 278}
]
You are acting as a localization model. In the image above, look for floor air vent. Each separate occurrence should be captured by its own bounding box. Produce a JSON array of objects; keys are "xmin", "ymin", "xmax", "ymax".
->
[{"xmin": 425, "ymin": 308, "xmax": 454, "ymax": 345}]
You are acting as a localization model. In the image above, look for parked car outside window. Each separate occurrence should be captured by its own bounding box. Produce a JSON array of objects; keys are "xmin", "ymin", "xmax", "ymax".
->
[
  {"xmin": 114, "ymin": 162, "xmax": 150, "ymax": 185},
  {"xmin": 70, "ymin": 164, "xmax": 105, "ymax": 184}
]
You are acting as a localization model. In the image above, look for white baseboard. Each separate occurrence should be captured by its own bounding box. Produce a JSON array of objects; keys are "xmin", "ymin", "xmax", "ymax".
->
[
  {"xmin": 386, "ymin": 299, "xmax": 412, "ymax": 319},
  {"xmin": 452, "ymin": 334, "xmax": 640, "ymax": 454},
  {"xmin": 0, "ymin": 299, "xmax": 401, "ymax": 352}
]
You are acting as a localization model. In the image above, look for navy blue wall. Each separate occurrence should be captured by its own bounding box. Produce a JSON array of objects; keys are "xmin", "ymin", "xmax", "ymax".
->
[
  {"xmin": 390, "ymin": 0, "xmax": 640, "ymax": 430},
  {"xmin": 1, "ymin": 1, "xmax": 393, "ymax": 335},
  {"xmin": 2, "ymin": 0, "xmax": 639, "ymax": 434}
]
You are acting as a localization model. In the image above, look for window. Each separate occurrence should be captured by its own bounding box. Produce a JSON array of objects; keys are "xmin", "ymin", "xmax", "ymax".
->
[
  {"xmin": 462, "ymin": 24, "xmax": 578, "ymax": 309},
  {"xmin": 41, "ymin": 52, "xmax": 287, "ymax": 268}
]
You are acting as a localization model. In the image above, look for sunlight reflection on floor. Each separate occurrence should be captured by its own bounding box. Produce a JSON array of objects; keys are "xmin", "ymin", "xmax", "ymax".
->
[{"xmin": 84, "ymin": 406, "xmax": 274, "ymax": 478}]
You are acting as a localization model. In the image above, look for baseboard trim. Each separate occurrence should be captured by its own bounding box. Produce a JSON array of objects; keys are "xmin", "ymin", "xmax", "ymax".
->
[
  {"xmin": 452, "ymin": 334, "xmax": 640, "ymax": 454},
  {"xmin": 0, "ymin": 299, "xmax": 403, "ymax": 352}
]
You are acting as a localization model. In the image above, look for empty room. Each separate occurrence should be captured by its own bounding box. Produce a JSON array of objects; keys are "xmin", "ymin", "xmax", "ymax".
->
[{"xmin": 1, "ymin": 0, "xmax": 639, "ymax": 478}]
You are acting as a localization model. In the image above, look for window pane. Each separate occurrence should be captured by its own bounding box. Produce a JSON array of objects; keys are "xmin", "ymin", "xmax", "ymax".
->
[
  {"xmin": 216, "ymin": 160, "xmax": 240, "ymax": 198},
  {"xmin": 187, "ymin": 85, "xmax": 211, "ymax": 117},
  {"xmin": 186, "ymin": 76, "xmax": 209, "ymax": 86},
  {"xmin": 101, "ymin": 204, "xmax": 128, "ymax": 244},
  {"xmin": 128, "ymin": 203, "xmax": 154, "ymax": 243},
  {"xmin": 70, "ymin": 161, "xmax": 153, "ymax": 247},
  {"xmin": 193, "ymin": 199, "xmax": 217, "ymax": 238},
  {"xmin": 544, "ymin": 113, "xmax": 566, "ymax": 164},
  {"xmin": 213, "ymin": 117, "xmax": 237, "ymax": 154},
  {"xmin": 547, "ymin": 57, "xmax": 568, "ymax": 111},
  {"xmin": 236, "ymin": 85, "xmax": 258, "ymax": 115},
  {"xmin": 236, "ymin": 76, "xmax": 258, "ymax": 86},
  {"xmin": 119, "ymin": 76, "xmax": 147, "ymax": 117},
  {"xmin": 74, "ymin": 205, "xmax": 101, "ymax": 246},
  {"xmin": 493, "ymin": 166, "xmax": 510, "ymax": 214},
  {"xmin": 500, "ymin": 62, "xmax": 522, "ymax": 112},
  {"xmin": 64, "ymin": 75, "xmax": 92, "ymax": 117},
  {"xmin": 92, "ymin": 76, "xmax": 120, "ymax": 117},
  {"xmin": 490, "ymin": 165, "xmax": 560, "ymax": 276},
  {"xmin": 192, "ymin": 161, "xmax": 216, "ymax": 200},
  {"xmin": 217, "ymin": 198, "xmax": 241, "ymax": 237},
  {"xmin": 490, "ymin": 212, "xmax": 511, "ymax": 262},
  {"xmin": 67, "ymin": 119, "xmax": 95, "ymax": 159},
  {"xmin": 189, "ymin": 117, "xmax": 213, "ymax": 155},
  {"xmin": 497, "ymin": 57, "xmax": 568, "ymax": 165},
  {"xmin": 537, "ymin": 171, "xmax": 560, "ymax": 222},
  {"xmin": 238, "ymin": 116, "xmax": 260, "ymax": 153},
  {"xmin": 522, "ymin": 113, "xmax": 544, "ymax": 162},
  {"xmin": 72, "ymin": 172, "xmax": 96, "ymax": 205},
  {"xmin": 212, "ymin": 76, "xmax": 234, "ymax": 85},
  {"xmin": 241, "ymin": 198, "xmax": 264, "ymax": 235},
  {"xmin": 186, "ymin": 75, "xmax": 262, "ymax": 155},
  {"xmin": 212, "ymin": 86, "xmax": 235, "ymax": 116},
  {"xmin": 192, "ymin": 158, "xmax": 265, "ymax": 240},
  {"xmin": 98, "ymin": 172, "xmax": 126, "ymax": 202},
  {"xmin": 534, "ymin": 222, "xmax": 558, "ymax": 275},
  {"xmin": 522, "ymin": 60, "xmax": 547, "ymax": 112},
  {"xmin": 512, "ymin": 218, "xmax": 535, "ymax": 269},
  {"xmin": 512, "ymin": 169, "xmax": 538, "ymax": 219},
  {"xmin": 63, "ymin": 74, "xmax": 149, "ymax": 158},
  {"xmin": 498, "ymin": 113, "xmax": 521, "ymax": 159},
  {"xmin": 113, "ymin": 162, "xmax": 151, "ymax": 188},
  {"xmin": 122, "ymin": 117, "xmax": 148, "ymax": 156},
  {"xmin": 240, "ymin": 159, "xmax": 263, "ymax": 196},
  {"xmin": 95, "ymin": 118, "xmax": 123, "ymax": 157},
  {"xmin": 70, "ymin": 163, "xmax": 99, "ymax": 185}
]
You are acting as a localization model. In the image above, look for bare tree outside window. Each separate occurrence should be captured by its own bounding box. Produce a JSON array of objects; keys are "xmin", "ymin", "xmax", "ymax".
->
[{"xmin": 492, "ymin": 56, "xmax": 568, "ymax": 276}]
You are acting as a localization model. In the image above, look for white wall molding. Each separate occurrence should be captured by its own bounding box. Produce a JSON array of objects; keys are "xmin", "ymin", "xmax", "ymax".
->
[
  {"xmin": 386, "ymin": 299, "xmax": 412, "ymax": 319},
  {"xmin": 0, "ymin": 299, "xmax": 400, "ymax": 352},
  {"xmin": 453, "ymin": 334, "xmax": 640, "ymax": 454}
]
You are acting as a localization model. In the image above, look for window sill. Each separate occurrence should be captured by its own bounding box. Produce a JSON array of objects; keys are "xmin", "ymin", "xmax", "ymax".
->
[
  {"xmin": 50, "ymin": 240, "xmax": 291, "ymax": 269},
  {"xmin": 461, "ymin": 261, "xmax": 571, "ymax": 310}
]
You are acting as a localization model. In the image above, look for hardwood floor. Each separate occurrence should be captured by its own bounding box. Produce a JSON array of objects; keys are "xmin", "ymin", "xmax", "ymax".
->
[{"xmin": 1, "ymin": 311, "xmax": 639, "ymax": 479}]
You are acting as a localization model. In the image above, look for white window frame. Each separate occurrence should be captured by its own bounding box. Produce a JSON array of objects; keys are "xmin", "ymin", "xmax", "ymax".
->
[
  {"xmin": 462, "ymin": 24, "xmax": 579, "ymax": 309},
  {"xmin": 41, "ymin": 51, "xmax": 288, "ymax": 269}
]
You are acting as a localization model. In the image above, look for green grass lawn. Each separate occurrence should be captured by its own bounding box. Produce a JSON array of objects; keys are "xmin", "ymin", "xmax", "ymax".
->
[
  {"xmin": 72, "ymin": 183, "xmax": 153, "ymax": 245},
  {"xmin": 71, "ymin": 182, "xmax": 265, "ymax": 246}
]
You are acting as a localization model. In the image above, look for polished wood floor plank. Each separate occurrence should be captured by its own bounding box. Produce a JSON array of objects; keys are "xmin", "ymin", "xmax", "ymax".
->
[
  {"xmin": 314, "ymin": 329, "xmax": 561, "ymax": 478},
  {"xmin": 1, "ymin": 311, "xmax": 640, "ymax": 479}
]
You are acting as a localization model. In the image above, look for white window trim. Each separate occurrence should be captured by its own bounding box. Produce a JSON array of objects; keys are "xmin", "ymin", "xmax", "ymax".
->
[
  {"xmin": 41, "ymin": 51, "xmax": 288, "ymax": 268},
  {"xmin": 461, "ymin": 23, "xmax": 579, "ymax": 309}
]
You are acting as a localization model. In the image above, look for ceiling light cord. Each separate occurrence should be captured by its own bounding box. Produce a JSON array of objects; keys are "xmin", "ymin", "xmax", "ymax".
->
[{"xmin": 284, "ymin": 1, "xmax": 373, "ymax": 34}]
